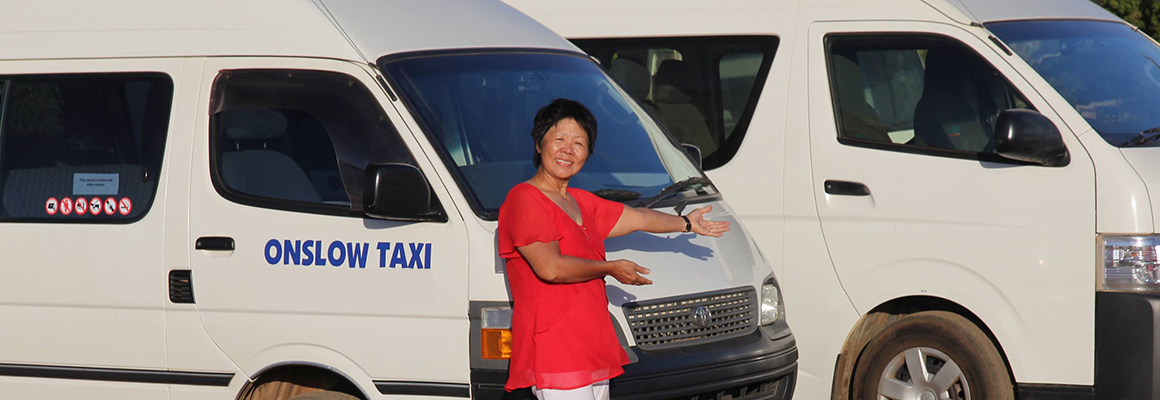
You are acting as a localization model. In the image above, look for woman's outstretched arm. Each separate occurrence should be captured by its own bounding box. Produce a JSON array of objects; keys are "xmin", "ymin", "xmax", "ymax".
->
[
  {"xmin": 607, "ymin": 205, "xmax": 731, "ymax": 239},
  {"xmin": 517, "ymin": 241, "xmax": 653, "ymax": 285}
]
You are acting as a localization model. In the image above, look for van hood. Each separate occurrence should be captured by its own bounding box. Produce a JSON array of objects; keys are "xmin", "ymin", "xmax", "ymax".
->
[
  {"xmin": 602, "ymin": 200, "xmax": 773, "ymax": 307},
  {"xmin": 1120, "ymin": 149, "xmax": 1160, "ymax": 232}
]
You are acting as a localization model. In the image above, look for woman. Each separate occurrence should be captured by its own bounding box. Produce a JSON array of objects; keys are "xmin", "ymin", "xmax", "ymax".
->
[{"xmin": 498, "ymin": 98, "xmax": 729, "ymax": 400}]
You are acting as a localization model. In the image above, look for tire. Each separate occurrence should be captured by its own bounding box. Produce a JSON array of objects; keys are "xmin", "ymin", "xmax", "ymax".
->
[
  {"xmin": 286, "ymin": 391, "xmax": 361, "ymax": 400},
  {"xmin": 851, "ymin": 311, "xmax": 1013, "ymax": 400}
]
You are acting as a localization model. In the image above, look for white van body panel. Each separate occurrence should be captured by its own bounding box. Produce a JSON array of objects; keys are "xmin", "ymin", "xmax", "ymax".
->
[
  {"xmin": 0, "ymin": 0, "xmax": 579, "ymax": 62},
  {"xmin": 0, "ymin": 1, "xmax": 357, "ymax": 61},
  {"xmin": 187, "ymin": 57, "xmax": 470, "ymax": 383},
  {"xmin": 1117, "ymin": 149, "xmax": 1160, "ymax": 233},
  {"xmin": 321, "ymin": 0, "xmax": 576, "ymax": 61},
  {"xmin": 806, "ymin": 17, "xmax": 1096, "ymax": 386},
  {"xmin": 0, "ymin": 58, "xmax": 175, "ymax": 370},
  {"xmin": 935, "ymin": 0, "xmax": 1121, "ymax": 24}
]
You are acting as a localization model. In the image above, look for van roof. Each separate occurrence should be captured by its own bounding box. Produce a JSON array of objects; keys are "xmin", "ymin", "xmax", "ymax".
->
[
  {"xmin": 0, "ymin": 0, "xmax": 577, "ymax": 61},
  {"xmin": 941, "ymin": 0, "xmax": 1122, "ymax": 24}
]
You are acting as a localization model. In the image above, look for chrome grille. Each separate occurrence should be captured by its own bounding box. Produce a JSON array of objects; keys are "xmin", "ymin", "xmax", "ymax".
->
[{"xmin": 623, "ymin": 287, "xmax": 757, "ymax": 350}]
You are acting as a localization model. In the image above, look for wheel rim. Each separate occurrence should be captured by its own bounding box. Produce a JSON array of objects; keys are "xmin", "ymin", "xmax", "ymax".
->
[{"xmin": 877, "ymin": 347, "xmax": 970, "ymax": 400}]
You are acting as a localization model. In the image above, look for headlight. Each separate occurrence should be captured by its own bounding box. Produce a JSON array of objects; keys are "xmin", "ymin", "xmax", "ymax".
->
[
  {"xmin": 1101, "ymin": 235, "xmax": 1160, "ymax": 292},
  {"xmin": 760, "ymin": 282, "xmax": 782, "ymax": 325}
]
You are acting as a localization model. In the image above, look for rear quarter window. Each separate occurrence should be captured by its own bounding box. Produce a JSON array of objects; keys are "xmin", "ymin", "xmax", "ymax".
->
[{"xmin": 0, "ymin": 74, "xmax": 172, "ymax": 222}]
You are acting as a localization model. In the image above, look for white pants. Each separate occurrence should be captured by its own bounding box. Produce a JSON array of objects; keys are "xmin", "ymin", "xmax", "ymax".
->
[{"xmin": 533, "ymin": 380, "xmax": 610, "ymax": 400}]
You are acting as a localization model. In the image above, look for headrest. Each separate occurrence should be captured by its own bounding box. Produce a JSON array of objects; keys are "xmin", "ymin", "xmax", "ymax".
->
[
  {"xmin": 220, "ymin": 108, "xmax": 288, "ymax": 141},
  {"xmin": 654, "ymin": 59, "xmax": 694, "ymax": 89},
  {"xmin": 922, "ymin": 43, "xmax": 976, "ymax": 95},
  {"xmin": 609, "ymin": 57, "xmax": 650, "ymax": 100}
]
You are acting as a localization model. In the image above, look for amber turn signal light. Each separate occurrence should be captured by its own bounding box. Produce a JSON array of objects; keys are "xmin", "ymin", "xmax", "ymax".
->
[{"xmin": 481, "ymin": 328, "xmax": 513, "ymax": 359}]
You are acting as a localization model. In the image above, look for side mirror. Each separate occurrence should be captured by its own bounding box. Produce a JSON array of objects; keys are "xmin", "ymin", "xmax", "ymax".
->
[
  {"xmin": 994, "ymin": 109, "xmax": 1070, "ymax": 167},
  {"xmin": 681, "ymin": 143, "xmax": 703, "ymax": 169},
  {"xmin": 363, "ymin": 163, "xmax": 443, "ymax": 222}
]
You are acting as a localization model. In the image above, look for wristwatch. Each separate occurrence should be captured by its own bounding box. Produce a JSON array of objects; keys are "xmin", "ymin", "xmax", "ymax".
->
[{"xmin": 682, "ymin": 215, "xmax": 691, "ymax": 233}]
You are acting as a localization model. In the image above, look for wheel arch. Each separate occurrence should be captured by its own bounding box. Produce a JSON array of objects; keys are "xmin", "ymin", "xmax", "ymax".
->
[
  {"xmin": 235, "ymin": 344, "xmax": 378, "ymax": 400},
  {"xmin": 830, "ymin": 295, "xmax": 1015, "ymax": 400}
]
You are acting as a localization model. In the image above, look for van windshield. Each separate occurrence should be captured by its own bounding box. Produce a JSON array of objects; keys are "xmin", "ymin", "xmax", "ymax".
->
[
  {"xmin": 381, "ymin": 51, "xmax": 711, "ymax": 219},
  {"xmin": 989, "ymin": 20, "xmax": 1160, "ymax": 147}
]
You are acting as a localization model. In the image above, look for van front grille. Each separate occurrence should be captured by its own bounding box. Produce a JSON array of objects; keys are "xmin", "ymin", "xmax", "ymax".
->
[{"xmin": 622, "ymin": 287, "xmax": 756, "ymax": 351}]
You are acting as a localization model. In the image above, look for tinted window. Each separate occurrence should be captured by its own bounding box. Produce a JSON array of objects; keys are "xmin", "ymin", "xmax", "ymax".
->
[
  {"xmin": 828, "ymin": 35, "xmax": 1031, "ymax": 155},
  {"xmin": 989, "ymin": 20, "xmax": 1160, "ymax": 147},
  {"xmin": 383, "ymin": 52, "xmax": 710, "ymax": 219},
  {"xmin": 210, "ymin": 70, "xmax": 419, "ymax": 216},
  {"xmin": 574, "ymin": 36, "xmax": 778, "ymax": 170},
  {"xmin": 0, "ymin": 74, "xmax": 172, "ymax": 222}
]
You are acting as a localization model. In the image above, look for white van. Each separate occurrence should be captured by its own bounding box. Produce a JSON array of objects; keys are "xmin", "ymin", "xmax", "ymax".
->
[
  {"xmin": 511, "ymin": 0, "xmax": 1159, "ymax": 399},
  {"xmin": 0, "ymin": 1, "xmax": 797, "ymax": 400}
]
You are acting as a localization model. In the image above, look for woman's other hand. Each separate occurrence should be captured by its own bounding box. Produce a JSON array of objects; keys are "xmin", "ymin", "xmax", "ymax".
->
[
  {"xmin": 610, "ymin": 260, "xmax": 652, "ymax": 286},
  {"xmin": 687, "ymin": 206, "xmax": 730, "ymax": 237}
]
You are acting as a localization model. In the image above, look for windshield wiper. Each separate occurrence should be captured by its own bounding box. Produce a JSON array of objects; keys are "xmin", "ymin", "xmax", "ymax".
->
[
  {"xmin": 631, "ymin": 177, "xmax": 713, "ymax": 209},
  {"xmin": 592, "ymin": 188, "xmax": 642, "ymax": 202},
  {"xmin": 1121, "ymin": 126, "xmax": 1160, "ymax": 147}
]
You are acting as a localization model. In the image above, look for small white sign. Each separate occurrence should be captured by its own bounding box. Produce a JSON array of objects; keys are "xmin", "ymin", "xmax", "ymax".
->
[{"xmin": 73, "ymin": 173, "xmax": 119, "ymax": 195}]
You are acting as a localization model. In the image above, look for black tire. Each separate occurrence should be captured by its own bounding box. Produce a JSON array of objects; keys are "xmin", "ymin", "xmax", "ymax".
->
[
  {"xmin": 286, "ymin": 391, "xmax": 361, "ymax": 400},
  {"xmin": 851, "ymin": 311, "xmax": 1013, "ymax": 400}
]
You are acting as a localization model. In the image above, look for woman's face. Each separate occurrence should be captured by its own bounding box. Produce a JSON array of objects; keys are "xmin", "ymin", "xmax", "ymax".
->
[{"xmin": 537, "ymin": 118, "xmax": 590, "ymax": 181}]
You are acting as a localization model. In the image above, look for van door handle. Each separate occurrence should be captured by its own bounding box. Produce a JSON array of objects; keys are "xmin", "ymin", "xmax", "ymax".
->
[
  {"xmin": 196, "ymin": 236, "xmax": 235, "ymax": 251},
  {"xmin": 824, "ymin": 180, "xmax": 871, "ymax": 196}
]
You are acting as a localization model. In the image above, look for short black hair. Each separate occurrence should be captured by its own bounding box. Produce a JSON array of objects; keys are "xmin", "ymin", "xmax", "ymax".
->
[{"xmin": 530, "ymin": 98, "xmax": 598, "ymax": 168}]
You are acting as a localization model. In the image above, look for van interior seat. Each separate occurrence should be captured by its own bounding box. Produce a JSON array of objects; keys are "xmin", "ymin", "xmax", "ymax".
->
[
  {"xmin": 219, "ymin": 108, "xmax": 322, "ymax": 203},
  {"xmin": 831, "ymin": 51, "xmax": 891, "ymax": 143},
  {"xmin": 912, "ymin": 44, "xmax": 991, "ymax": 152},
  {"xmin": 652, "ymin": 59, "xmax": 717, "ymax": 155},
  {"xmin": 609, "ymin": 57, "xmax": 656, "ymax": 111}
]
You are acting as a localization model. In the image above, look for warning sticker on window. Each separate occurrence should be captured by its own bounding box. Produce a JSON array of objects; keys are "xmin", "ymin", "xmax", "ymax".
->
[{"xmin": 73, "ymin": 173, "xmax": 119, "ymax": 195}]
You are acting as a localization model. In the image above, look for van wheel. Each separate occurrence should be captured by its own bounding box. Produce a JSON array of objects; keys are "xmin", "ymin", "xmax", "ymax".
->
[
  {"xmin": 851, "ymin": 311, "xmax": 1012, "ymax": 400},
  {"xmin": 286, "ymin": 391, "xmax": 360, "ymax": 400}
]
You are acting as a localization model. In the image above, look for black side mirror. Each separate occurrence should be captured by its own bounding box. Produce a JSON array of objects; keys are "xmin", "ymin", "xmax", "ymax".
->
[
  {"xmin": 363, "ymin": 163, "xmax": 443, "ymax": 222},
  {"xmin": 681, "ymin": 143, "xmax": 703, "ymax": 169},
  {"xmin": 994, "ymin": 109, "xmax": 1070, "ymax": 167}
]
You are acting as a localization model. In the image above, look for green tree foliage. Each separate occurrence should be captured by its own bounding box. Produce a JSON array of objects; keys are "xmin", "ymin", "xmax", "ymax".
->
[{"xmin": 1097, "ymin": 0, "xmax": 1160, "ymax": 40}]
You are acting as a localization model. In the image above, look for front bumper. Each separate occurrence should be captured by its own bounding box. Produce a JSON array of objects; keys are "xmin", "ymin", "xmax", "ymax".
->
[
  {"xmin": 1095, "ymin": 291, "xmax": 1160, "ymax": 400},
  {"xmin": 470, "ymin": 323, "xmax": 797, "ymax": 400}
]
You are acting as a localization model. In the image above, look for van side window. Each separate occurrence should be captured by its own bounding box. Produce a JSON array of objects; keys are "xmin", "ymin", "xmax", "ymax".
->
[
  {"xmin": 827, "ymin": 35, "xmax": 1032, "ymax": 156},
  {"xmin": 573, "ymin": 36, "xmax": 778, "ymax": 170},
  {"xmin": 0, "ymin": 74, "xmax": 172, "ymax": 222},
  {"xmin": 210, "ymin": 70, "xmax": 419, "ymax": 216}
]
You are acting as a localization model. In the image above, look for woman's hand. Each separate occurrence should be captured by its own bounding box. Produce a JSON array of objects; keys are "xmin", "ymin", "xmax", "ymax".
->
[
  {"xmin": 686, "ymin": 206, "xmax": 730, "ymax": 237},
  {"xmin": 609, "ymin": 260, "xmax": 652, "ymax": 286}
]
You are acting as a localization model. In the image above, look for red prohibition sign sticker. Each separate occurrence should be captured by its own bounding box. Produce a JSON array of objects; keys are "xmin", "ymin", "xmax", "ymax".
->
[
  {"xmin": 75, "ymin": 197, "xmax": 88, "ymax": 215},
  {"xmin": 60, "ymin": 198, "xmax": 73, "ymax": 215},
  {"xmin": 89, "ymin": 197, "xmax": 102, "ymax": 216},
  {"xmin": 103, "ymin": 197, "xmax": 116, "ymax": 215},
  {"xmin": 45, "ymin": 198, "xmax": 58, "ymax": 215},
  {"xmin": 118, "ymin": 198, "xmax": 132, "ymax": 216}
]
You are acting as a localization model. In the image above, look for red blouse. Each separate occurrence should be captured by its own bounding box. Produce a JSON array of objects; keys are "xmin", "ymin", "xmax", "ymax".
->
[{"xmin": 497, "ymin": 183, "xmax": 631, "ymax": 391}]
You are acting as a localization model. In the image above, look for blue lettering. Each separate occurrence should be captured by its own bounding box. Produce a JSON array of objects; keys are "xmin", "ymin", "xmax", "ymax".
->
[
  {"xmin": 315, "ymin": 240, "xmax": 326, "ymax": 266},
  {"xmin": 390, "ymin": 242, "xmax": 408, "ymax": 268},
  {"xmin": 302, "ymin": 240, "xmax": 315, "ymax": 266},
  {"xmin": 283, "ymin": 240, "xmax": 301, "ymax": 265},
  {"xmin": 348, "ymin": 242, "xmax": 369, "ymax": 268},
  {"xmin": 425, "ymin": 243, "xmax": 432, "ymax": 269},
  {"xmin": 328, "ymin": 240, "xmax": 346, "ymax": 267},
  {"xmin": 264, "ymin": 239, "xmax": 281, "ymax": 265},
  {"xmin": 408, "ymin": 243, "xmax": 425, "ymax": 269},
  {"xmin": 377, "ymin": 242, "xmax": 390, "ymax": 268}
]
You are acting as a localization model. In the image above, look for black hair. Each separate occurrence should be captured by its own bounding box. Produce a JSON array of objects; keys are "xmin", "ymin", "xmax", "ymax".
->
[{"xmin": 530, "ymin": 98, "xmax": 598, "ymax": 168}]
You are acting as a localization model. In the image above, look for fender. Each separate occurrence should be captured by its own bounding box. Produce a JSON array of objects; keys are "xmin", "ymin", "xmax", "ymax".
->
[{"xmin": 840, "ymin": 258, "xmax": 1032, "ymax": 381}]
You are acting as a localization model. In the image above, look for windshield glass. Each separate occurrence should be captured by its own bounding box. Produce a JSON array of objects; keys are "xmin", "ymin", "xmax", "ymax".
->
[
  {"xmin": 382, "ymin": 52, "xmax": 710, "ymax": 218},
  {"xmin": 989, "ymin": 20, "xmax": 1160, "ymax": 146}
]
